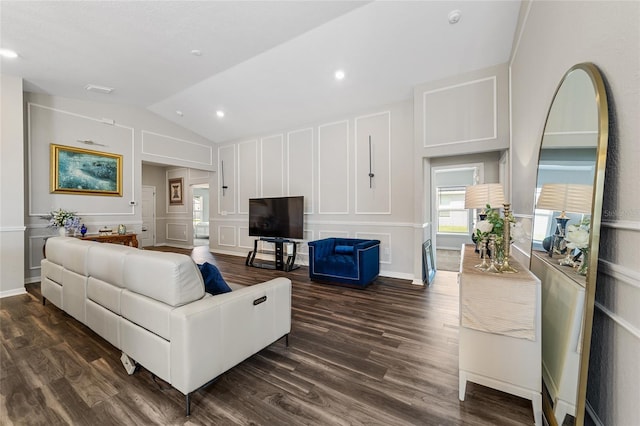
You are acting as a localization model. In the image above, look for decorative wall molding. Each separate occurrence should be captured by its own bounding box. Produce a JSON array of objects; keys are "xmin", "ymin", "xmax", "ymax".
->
[
  {"xmin": 260, "ymin": 134, "xmax": 284, "ymax": 197},
  {"xmin": 28, "ymin": 235, "xmax": 46, "ymax": 271},
  {"xmin": 0, "ymin": 226, "xmax": 26, "ymax": 232},
  {"xmin": 287, "ymin": 127, "xmax": 314, "ymax": 214},
  {"xmin": 594, "ymin": 301, "xmax": 640, "ymax": 341},
  {"xmin": 318, "ymin": 120, "xmax": 349, "ymax": 214},
  {"xmin": 166, "ymin": 222, "xmax": 188, "ymax": 242},
  {"xmin": 27, "ymin": 102, "xmax": 136, "ymax": 217},
  {"xmin": 423, "ymin": 76, "xmax": 497, "ymax": 147},
  {"xmin": 319, "ymin": 230, "xmax": 349, "ymax": 239},
  {"xmin": 141, "ymin": 130, "xmax": 213, "ymax": 167},
  {"xmin": 598, "ymin": 259, "xmax": 640, "ymax": 290},
  {"xmin": 355, "ymin": 231, "xmax": 392, "ymax": 264},
  {"xmin": 305, "ymin": 219, "xmax": 415, "ymax": 228},
  {"xmin": 237, "ymin": 139, "xmax": 259, "ymax": 214},
  {"xmin": 238, "ymin": 226, "xmax": 253, "ymax": 249},
  {"xmin": 601, "ymin": 220, "xmax": 640, "ymax": 232},
  {"xmin": 218, "ymin": 144, "xmax": 236, "ymax": 215},
  {"xmin": 217, "ymin": 225, "xmax": 237, "ymax": 247},
  {"xmin": 355, "ymin": 111, "xmax": 392, "ymax": 215}
]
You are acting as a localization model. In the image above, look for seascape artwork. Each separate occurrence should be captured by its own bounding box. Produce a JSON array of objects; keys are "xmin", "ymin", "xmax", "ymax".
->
[{"xmin": 51, "ymin": 144, "xmax": 122, "ymax": 196}]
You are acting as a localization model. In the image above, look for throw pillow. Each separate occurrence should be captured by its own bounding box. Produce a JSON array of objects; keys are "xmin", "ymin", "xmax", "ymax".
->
[
  {"xmin": 334, "ymin": 245, "xmax": 354, "ymax": 254},
  {"xmin": 198, "ymin": 262, "xmax": 232, "ymax": 295}
]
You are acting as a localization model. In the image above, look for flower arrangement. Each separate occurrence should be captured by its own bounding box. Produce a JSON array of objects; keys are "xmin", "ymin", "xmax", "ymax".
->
[
  {"xmin": 41, "ymin": 208, "xmax": 81, "ymax": 231},
  {"xmin": 565, "ymin": 218, "xmax": 590, "ymax": 275}
]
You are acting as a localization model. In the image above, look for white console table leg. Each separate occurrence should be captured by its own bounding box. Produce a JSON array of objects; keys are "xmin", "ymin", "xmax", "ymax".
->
[
  {"xmin": 459, "ymin": 371, "xmax": 467, "ymax": 401},
  {"xmin": 532, "ymin": 392, "xmax": 542, "ymax": 426}
]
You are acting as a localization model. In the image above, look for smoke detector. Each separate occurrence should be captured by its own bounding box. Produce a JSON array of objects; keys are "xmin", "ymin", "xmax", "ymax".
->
[
  {"xmin": 85, "ymin": 84, "xmax": 114, "ymax": 94},
  {"xmin": 448, "ymin": 10, "xmax": 462, "ymax": 24}
]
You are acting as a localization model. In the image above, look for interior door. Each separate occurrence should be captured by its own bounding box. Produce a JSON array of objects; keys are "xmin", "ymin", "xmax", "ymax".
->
[{"xmin": 141, "ymin": 185, "xmax": 156, "ymax": 247}]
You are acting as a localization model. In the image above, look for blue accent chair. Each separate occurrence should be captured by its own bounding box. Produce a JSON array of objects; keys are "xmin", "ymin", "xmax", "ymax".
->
[{"xmin": 308, "ymin": 238, "xmax": 380, "ymax": 287}]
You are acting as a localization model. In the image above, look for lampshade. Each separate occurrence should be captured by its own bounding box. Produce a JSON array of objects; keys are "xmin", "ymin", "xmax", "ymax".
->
[
  {"xmin": 464, "ymin": 183, "xmax": 505, "ymax": 209},
  {"xmin": 536, "ymin": 183, "xmax": 592, "ymax": 214}
]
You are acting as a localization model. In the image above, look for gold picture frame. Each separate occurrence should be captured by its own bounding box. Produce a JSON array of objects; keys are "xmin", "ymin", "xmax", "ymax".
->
[
  {"xmin": 50, "ymin": 144, "xmax": 123, "ymax": 196},
  {"xmin": 169, "ymin": 177, "xmax": 184, "ymax": 205}
]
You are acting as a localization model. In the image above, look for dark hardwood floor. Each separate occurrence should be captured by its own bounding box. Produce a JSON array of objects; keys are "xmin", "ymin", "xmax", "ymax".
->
[{"xmin": 0, "ymin": 246, "xmax": 534, "ymax": 425}]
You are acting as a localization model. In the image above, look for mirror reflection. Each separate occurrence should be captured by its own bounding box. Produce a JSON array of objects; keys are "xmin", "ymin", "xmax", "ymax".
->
[{"xmin": 530, "ymin": 64, "xmax": 608, "ymax": 426}]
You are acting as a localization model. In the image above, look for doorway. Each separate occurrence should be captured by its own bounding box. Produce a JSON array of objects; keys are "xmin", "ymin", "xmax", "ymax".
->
[
  {"xmin": 141, "ymin": 185, "xmax": 156, "ymax": 248},
  {"xmin": 192, "ymin": 184, "xmax": 209, "ymax": 247}
]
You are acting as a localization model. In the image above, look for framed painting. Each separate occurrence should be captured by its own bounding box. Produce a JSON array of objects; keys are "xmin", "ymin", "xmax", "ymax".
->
[
  {"xmin": 169, "ymin": 177, "xmax": 184, "ymax": 205},
  {"xmin": 422, "ymin": 239, "xmax": 436, "ymax": 286},
  {"xmin": 50, "ymin": 144, "xmax": 123, "ymax": 196}
]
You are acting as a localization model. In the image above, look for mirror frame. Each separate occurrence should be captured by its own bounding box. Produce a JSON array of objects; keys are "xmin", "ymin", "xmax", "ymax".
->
[{"xmin": 532, "ymin": 62, "xmax": 609, "ymax": 426}]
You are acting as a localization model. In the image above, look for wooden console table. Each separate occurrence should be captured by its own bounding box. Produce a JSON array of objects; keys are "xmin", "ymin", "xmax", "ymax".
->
[
  {"xmin": 458, "ymin": 244, "xmax": 542, "ymax": 426},
  {"xmin": 78, "ymin": 233, "xmax": 139, "ymax": 248}
]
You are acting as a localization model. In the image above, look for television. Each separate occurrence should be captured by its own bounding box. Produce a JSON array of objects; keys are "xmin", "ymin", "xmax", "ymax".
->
[{"xmin": 248, "ymin": 196, "xmax": 304, "ymax": 240}]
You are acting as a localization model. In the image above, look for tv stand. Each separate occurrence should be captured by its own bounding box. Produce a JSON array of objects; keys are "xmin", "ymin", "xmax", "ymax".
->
[{"xmin": 246, "ymin": 238, "xmax": 299, "ymax": 272}]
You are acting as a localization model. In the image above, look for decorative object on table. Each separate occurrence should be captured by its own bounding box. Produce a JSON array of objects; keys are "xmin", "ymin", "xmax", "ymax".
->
[
  {"xmin": 99, "ymin": 227, "xmax": 112, "ymax": 236},
  {"xmin": 80, "ymin": 224, "xmax": 87, "ymax": 236},
  {"xmin": 499, "ymin": 203, "xmax": 518, "ymax": 273},
  {"xmin": 485, "ymin": 234, "xmax": 501, "ymax": 273},
  {"xmin": 535, "ymin": 183, "xmax": 592, "ymax": 259},
  {"xmin": 50, "ymin": 144, "xmax": 123, "ymax": 196},
  {"xmin": 168, "ymin": 177, "xmax": 184, "ymax": 205},
  {"xmin": 473, "ymin": 220, "xmax": 493, "ymax": 267},
  {"xmin": 41, "ymin": 208, "xmax": 81, "ymax": 235},
  {"xmin": 565, "ymin": 220, "xmax": 591, "ymax": 276},
  {"xmin": 117, "ymin": 224, "xmax": 127, "ymax": 235},
  {"xmin": 466, "ymin": 183, "xmax": 505, "ymax": 252}
]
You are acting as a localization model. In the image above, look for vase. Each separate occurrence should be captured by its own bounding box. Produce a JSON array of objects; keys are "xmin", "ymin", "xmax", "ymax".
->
[
  {"xmin": 576, "ymin": 248, "xmax": 589, "ymax": 276},
  {"xmin": 58, "ymin": 227, "xmax": 67, "ymax": 236}
]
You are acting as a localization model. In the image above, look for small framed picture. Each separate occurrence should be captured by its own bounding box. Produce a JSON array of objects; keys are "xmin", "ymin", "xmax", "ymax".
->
[{"xmin": 168, "ymin": 177, "xmax": 184, "ymax": 205}]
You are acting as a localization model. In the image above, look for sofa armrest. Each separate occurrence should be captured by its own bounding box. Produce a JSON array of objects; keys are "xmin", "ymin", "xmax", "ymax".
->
[{"xmin": 169, "ymin": 277, "xmax": 291, "ymax": 395}]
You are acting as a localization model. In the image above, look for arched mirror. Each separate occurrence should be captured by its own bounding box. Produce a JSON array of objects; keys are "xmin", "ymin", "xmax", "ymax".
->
[{"xmin": 530, "ymin": 63, "xmax": 608, "ymax": 426}]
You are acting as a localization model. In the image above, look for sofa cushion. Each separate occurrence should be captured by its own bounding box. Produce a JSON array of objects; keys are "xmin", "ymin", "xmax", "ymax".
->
[
  {"xmin": 334, "ymin": 245, "xmax": 354, "ymax": 254},
  {"xmin": 87, "ymin": 243, "xmax": 136, "ymax": 288},
  {"xmin": 198, "ymin": 263, "xmax": 232, "ymax": 296},
  {"xmin": 123, "ymin": 250, "xmax": 204, "ymax": 307}
]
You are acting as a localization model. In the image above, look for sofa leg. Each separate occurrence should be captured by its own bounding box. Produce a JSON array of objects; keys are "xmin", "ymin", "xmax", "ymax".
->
[
  {"xmin": 186, "ymin": 393, "xmax": 191, "ymax": 416},
  {"xmin": 285, "ymin": 334, "xmax": 289, "ymax": 347},
  {"xmin": 42, "ymin": 297, "xmax": 46, "ymax": 306}
]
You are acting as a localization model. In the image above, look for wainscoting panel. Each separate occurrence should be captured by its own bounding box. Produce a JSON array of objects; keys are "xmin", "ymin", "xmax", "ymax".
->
[
  {"xmin": 423, "ymin": 76, "xmax": 496, "ymax": 146},
  {"xmin": 318, "ymin": 121, "xmax": 349, "ymax": 214},
  {"xmin": 261, "ymin": 134, "xmax": 284, "ymax": 197},
  {"xmin": 319, "ymin": 230, "xmax": 349, "ymax": 239},
  {"xmin": 142, "ymin": 130, "xmax": 213, "ymax": 168},
  {"xmin": 287, "ymin": 128, "xmax": 314, "ymax": 214},
  {"xmin": 238, "ymin": 226, "xmax": 254, "ymax": 249},
  {"xmin": 218, "ymin": 145, "xmax": 236, "ymax": 214},
  {"xmin": 166, "ymin": 223, "xmax": 188, "ymax": 242},
  {"xmin": 218, "ymin": 226, "xmax": 237, "ymax": 247},
  {"xmin": 355, "ymin": 231, "xmax": 391, "ymax": 264},
  {"xmin": 238, "ymin": 140, "xmax": 259, "ymax": 214},
  {"xmin": 355, "ymin": 111, "xmax": 391, "ymax": 214},
  {"xmin": 28, "ymin": 235, "xmax": 48, "ymax": 271}
]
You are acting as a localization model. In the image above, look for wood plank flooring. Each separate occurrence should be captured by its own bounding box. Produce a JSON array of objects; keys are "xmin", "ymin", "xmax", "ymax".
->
[{"xmin": 0, "ymin": 246, "xmax": 534, "ymax": 425}]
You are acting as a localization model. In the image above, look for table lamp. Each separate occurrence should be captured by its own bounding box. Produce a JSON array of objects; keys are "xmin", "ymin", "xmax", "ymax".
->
[
  {"xmin": 536, "ymin": 183, "xmax": 592, "ymax": 258},
  {"xmin": 464, "ymin": 183, "xmax": 505, "ymax": 220}
]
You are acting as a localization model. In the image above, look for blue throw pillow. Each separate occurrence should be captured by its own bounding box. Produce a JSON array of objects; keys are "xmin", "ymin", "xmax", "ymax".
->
[
  {"xmin": 334, "ymin": 245, "xmax": 354, "ymax": 254},
  {"xmin": 198, "ymin": 262, "xmax": 232, "ymax": 295}
]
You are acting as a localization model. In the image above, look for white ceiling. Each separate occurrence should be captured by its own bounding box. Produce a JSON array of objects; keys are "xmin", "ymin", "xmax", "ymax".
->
[{"xmin": 1, "ymin": 1, "xmax": 521, "ymax": 144}]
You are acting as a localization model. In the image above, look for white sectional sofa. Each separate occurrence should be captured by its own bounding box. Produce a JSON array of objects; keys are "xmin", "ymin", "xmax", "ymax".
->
[{"xmin": 40, "ymin": 236, "xmax": 291, "ymax": 415}]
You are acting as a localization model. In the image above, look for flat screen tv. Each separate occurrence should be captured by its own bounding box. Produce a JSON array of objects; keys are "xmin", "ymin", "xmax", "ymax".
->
[{"xmin": 248, "ymin": 196, "xmax": 304, "ymax": 240}]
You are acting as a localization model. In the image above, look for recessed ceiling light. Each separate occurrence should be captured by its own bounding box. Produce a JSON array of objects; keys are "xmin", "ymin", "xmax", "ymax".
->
[
  {"xmin": 216, "ymin": 110, "xmax": 225, "ymax": 118},
  {"xmin": 191, "ymin": 49, "xmax": 202, "ymax": 56},
  {"xmin": 0, "ymin": 48, "xmax": 18, "ymax": 59},
  {"xmin": 448, "ymin": 10, "xmax": 462, "ymax": 24},
  {"xmin": 334, "ymin": 70, "xmax": 346, "ymax": 80},
  {"xmin": 85, "ymin": 84, "xmax": 114, "ymax": 94},
  {"xmin": 176, "ymin": 110, "xmax": 184, "ymax": 117}
]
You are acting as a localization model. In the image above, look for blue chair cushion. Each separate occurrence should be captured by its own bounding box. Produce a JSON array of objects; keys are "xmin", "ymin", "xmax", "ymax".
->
[
  {"xmin": 334, "ymin": 245, "xmax": 354, "ymax": 254},
  {"xmin": 198, "ymin": 262, "xmax": 232, "ymax": 295}
]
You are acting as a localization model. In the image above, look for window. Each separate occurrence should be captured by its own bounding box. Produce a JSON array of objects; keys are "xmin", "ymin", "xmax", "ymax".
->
[
  {"xmin": 193, "ymin": 195, "xmax": 203, "ymax": 223},
  {"xmin": 437, "ymin": 186, "xmax": 469, "ymax": 234}
]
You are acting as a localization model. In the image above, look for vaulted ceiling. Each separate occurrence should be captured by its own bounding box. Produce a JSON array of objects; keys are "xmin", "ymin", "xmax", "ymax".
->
[{"xmin": 1, "ymin": 1, "xmax": 521, "ymax": 143}]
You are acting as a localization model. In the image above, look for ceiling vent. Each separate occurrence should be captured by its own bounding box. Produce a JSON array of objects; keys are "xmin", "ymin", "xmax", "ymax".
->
[{"xmin": 85, "ymin": 84, "xmax": 114, "ymax": 94}]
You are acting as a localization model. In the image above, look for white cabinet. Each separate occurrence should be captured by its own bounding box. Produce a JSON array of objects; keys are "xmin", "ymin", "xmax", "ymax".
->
[
  {"xmin": 531, "ymin": 252, "xmax": 585, "ymax": 425},
  {"xmin": 458, "ymin": 244, "xmax": 542, "ymax": 426}
]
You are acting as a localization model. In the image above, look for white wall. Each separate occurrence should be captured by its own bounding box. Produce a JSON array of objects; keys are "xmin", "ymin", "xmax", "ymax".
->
[
  {"xmin": 210, "ymin": 99, "xmax": 416, "ymax": 279},
  {"xmin": 0, "ymin": 74, "xmax": 26, "ymax": 297},
  {"xmin": 511, "ymin": 1, "xmax": 640, "ymax": 424},
  {"xmin": 23, "ymin": 92, "xmax": 216, "ymax": 282}
]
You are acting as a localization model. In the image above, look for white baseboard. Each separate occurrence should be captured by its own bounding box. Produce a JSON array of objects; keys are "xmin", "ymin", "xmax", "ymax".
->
[{"xmin": 0, "ymin": 287, "xmax": 27, "ymax": 299}]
